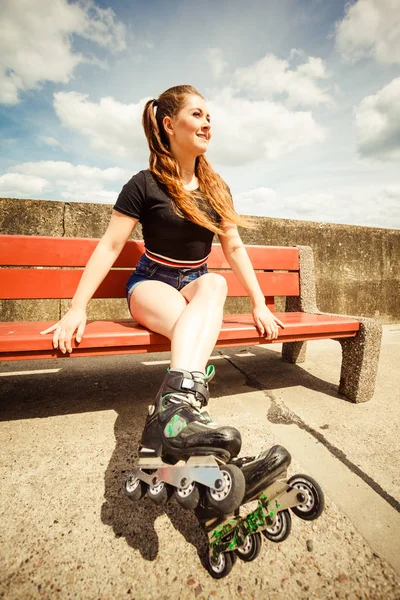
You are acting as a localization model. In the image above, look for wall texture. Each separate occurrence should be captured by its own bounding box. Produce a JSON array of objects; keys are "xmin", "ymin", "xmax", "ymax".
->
[{"xmin": 1, "ymin": 198, "xmax": 399, "ymax": 323}]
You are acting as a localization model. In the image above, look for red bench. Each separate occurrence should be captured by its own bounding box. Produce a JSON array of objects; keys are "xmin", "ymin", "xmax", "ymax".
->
[{"xmin": 0, "ymin": 235, "xmax": 381, "ymax": 403}]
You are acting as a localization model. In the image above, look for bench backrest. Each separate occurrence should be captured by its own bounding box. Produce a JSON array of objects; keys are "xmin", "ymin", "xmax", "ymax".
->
[{"xmin": 0, "ymin": 235, "xmax": 300, "ymax": 310}]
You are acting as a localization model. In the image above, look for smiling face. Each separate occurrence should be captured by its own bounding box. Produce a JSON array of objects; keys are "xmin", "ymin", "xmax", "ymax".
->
[{"xmin": 163, "ymin": 94, "xmax": 212, "ymax": 158}]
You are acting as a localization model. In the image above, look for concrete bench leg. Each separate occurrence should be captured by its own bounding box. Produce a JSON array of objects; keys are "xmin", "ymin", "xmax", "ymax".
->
[
  {"xmin": 337, "ymin": 318, "xmax": 382, "ymax": 403},
  {"xmin": 282, "ymin": 341, "xmax": 307, "ymax": 363}
]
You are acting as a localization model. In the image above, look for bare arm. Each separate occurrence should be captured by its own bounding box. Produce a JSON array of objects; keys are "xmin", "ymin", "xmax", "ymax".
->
[
  {"xmin": 41, "ymin": 210, "xmax": 138, "ymax": 352},
  {"xmin": 70, "ymin": 210, "xmax": 138, "ymax": 309},
  {"xmin": 218, "ymin": 221, "xmax": 284, "ymax": 339}
]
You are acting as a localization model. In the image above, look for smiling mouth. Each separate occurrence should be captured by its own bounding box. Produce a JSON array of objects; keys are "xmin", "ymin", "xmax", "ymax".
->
[{"xmin": 197, "ymin": 134, "xmax": 208, "ymax": 140}]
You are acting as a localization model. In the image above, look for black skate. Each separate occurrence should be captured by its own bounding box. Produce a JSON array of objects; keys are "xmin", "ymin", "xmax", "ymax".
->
[
  {"xmin": 124, "ymin": 366, "xmax": 246, "ymax": 514},
  {"xmin": 196, "ymin": 445, "xmax": 325, "ymax": 579}
]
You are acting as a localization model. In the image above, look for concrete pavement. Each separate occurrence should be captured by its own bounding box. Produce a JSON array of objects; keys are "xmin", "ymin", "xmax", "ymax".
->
[{"xmin": 0, "ymin": 325, "xmax": 399, "ymax": 599}]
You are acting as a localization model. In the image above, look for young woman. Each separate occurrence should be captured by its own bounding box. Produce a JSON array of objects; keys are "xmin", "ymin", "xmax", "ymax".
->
[{"xmin": 41, "ymin": 85, "xmax": 283, "ymax": 466}]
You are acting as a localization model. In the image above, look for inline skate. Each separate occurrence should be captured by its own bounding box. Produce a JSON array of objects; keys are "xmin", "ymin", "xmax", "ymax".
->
[
  {"xmin": 198, "ymin": 445, "xmax": 325, "ymax": 578},
  {"xmin": 124, "ymin": 366, "xmax": 246, "ymax": 514}
]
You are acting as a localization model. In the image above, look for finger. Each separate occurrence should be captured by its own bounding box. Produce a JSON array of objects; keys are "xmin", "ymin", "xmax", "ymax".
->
[
  {"xmin": 65, "ymin": 333, "xmax": 73, "ymax": 354},
  {"xmin": 275, "ymin": 317, "xmax": 285, "ymax": 329},
  {"xmin": 76, "ymin": 321, "xmax": 86, "ymax": 344},
  {"xmin": 52, "ymin": 327, "xmax": 61, "ymax": 349},
  {"xmin": 267, "ymin": 325, "xmax": 279, "ymax": 340},
  {"xmin": 40, "ymin": 323, "xmax": 59, "ymax": 335},
  {"xmin": 58, "ymin": 329, "xmax": 67, "ymax": 354},
  {"xmin": 265, "ymin": 327, "xmax": 273, "ymax": 340}
]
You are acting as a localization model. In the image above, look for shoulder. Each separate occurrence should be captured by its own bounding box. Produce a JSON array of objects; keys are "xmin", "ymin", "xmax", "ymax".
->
[
  {"xmin": 126, "ymin": 169, "xmax": 165, "ymax": 193},
  {"xmin": 122, "ymin": 169, "xmax": 148, "ymax": 191}
]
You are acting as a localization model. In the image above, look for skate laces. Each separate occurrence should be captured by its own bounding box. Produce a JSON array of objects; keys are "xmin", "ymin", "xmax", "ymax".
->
[{"xmin": 163, "ymin": 392, "xmax": 202, "ymax": 412}]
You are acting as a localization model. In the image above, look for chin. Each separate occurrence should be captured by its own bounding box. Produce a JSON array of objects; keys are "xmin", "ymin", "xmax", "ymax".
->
[{"xmin": 196, "ymin": 144, "xmax": 208, "ymax": 155}]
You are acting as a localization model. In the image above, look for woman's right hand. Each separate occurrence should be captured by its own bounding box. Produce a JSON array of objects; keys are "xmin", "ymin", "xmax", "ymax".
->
[{"xmin": 40, "ymin": 307, "xmax": 87, "ymax": 354}]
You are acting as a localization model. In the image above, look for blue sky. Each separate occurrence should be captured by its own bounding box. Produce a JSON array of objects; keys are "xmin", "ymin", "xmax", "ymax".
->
[{"xmin": 1, "ymin": 0, "xmax": 399, "ymax": 228}]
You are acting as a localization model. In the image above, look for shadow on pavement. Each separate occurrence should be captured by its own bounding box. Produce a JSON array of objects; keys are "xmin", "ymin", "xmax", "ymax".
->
[
  {"xmin": 0, "ymin": 346, "xmax": 342, "ymax": 422},
  {"xmin": 100, "ymin": 404, "xmax": 210, "ymax": 565},
  {"xmin": 0, "ymin": 346, "xmax": 342, "ymax": 565}
]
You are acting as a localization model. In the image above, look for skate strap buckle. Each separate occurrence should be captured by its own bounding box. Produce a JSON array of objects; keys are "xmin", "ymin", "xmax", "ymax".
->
[
  {"xmin": 182, "ymin": 378, "xmax": 195, "ymax": 390},
  {"xmin": 182, "ymin": 378, "xmax": 209, "ymax": 407}
]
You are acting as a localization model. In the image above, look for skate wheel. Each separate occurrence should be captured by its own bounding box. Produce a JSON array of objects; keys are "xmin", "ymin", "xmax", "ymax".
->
[
  {"xmin": 262, "ymin": 509, "xmax": 292, "ymax": 543},
  {"xmin": 206, "ymin": 550, "xmax": 236, "ymax": 579},
  {"xmin": 146, "ymin": 481, "xmax": 172, "ymax": 506},
  {"xmin": 287, "ymin": 474, "xmax": 325, "ymax": 521},
  {"xmin": 174, "ymin": 482, "xmax": 200, "ymax": 510},
  {"xmin": 235, "ymin": 532, "xmax": 262, "ymax": 562},
  {"xmin": 206, "ymin": 464, "xmax": 245, "ymax": 514},
  {"xmin": 124, "ymin": 475, "xmax": 145, "ymax": 501}
]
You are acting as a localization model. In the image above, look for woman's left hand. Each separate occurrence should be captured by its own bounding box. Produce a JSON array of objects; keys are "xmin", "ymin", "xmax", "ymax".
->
[{"xmin": 252, "ymin": 304, "xmax": 285, "ymax": 340}]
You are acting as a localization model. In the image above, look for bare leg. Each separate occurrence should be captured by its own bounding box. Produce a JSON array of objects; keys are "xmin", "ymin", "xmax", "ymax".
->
[
  {"xmin": 129, "ymin": 275, "xmax": 242, "ymax": 468},
  {"xmin": 129, "ymin": 273, "xmax": 227, "ymax": 373},
  {"xmin": 175, "ymin": 273, "xmax": 227, "ymax": 372}
]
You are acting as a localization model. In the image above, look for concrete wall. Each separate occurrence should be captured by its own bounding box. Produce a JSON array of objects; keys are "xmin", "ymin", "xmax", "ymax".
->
[{"xmin": 1, "ymin": 198, "xmax": 399, "ymax": 323}]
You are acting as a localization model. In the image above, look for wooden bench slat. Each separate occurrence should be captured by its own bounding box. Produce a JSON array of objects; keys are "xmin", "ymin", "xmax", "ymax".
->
[
  {"xmin": 0, "ymin": 235, "xmax": 299, "ymax": 271},
  {"xmin": 0, "ymin": 236, "xmax": 145, "ymax": 268},
  {"xmin": 0, "ymin": 313, "xmax": 360, "ymax": 361},
  {"xmin": 208, "ymin": 244, "xmax": 299, "ymax": 270},
  {"xmin": 0, "ymin": 330, "xmax": 358, "ymax": 361},
  {"xmin": 0, "ymin": 270, "xmax": 299, "ymax": 299}
]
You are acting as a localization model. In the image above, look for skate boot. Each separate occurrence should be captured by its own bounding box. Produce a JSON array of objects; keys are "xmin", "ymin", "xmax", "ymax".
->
[
  {"xmin": 124, "ymin": 366, "xmax": 246, "ymax": 514},
  {"xmin": 198, "ymin": 445, "xmax": 325, "ymax": 579}
]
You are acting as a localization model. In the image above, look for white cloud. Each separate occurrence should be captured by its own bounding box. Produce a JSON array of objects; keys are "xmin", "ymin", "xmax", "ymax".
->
[
  {"xmin": 9, "ymin": 160, "xmax": 131, "ymax": 181},
  {"xmin": 208, "ymin": 89, "xmax": 325, "ymax": 165},
  {"xmin": 206, "ymin": 48, "xmax": 228, "ymax": 79},
  {"xmin": 51, "ymin": 50, "xmax": 329, "ymax": 166},
  {"xmin": 354, "ymin": 78, "xmax": 400, "ymax": 160},
  {"xmin": 335, "ymin": 0, "xmax": 400, "ymax": 64},
  {"xmin": 79, "ymin": 0, "xmax": 126, "ymax": 52},
  {"xmin": 37, "ymin": 136, "xmax": 66, "ymax": 151},
  {"xmin": 234, "ymin": 184, "xmax": 400, "ymax": 228},
  {"xmin": 54, "ymin": 92, "xmax": 148, "ymax": 160},
  {"xmin": 233, "ymin": 53, "xmax": 333, "ymax": 108},
  {"xmin": 3, "ymin": 160, "xmax": 132, "ymax": 203},
  {"xmin": 0, "ymin": 173, "xmax": 51, "ymax": 197},
  {"xmin": 58, "ymin": 179, "xmax": 118, "ymax": 203},
  {"xmin": 0, "ymin": 0, "xmax": 126, "ymax": 105},
  {"xmin": 234, "ymin": 187, "xmax": 278, "ymax": 216}
]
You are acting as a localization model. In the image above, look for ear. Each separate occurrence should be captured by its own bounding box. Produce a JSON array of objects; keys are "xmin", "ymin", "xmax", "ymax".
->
[{"xmin": 162, "ymin": 115, "xmax": 174, "ymax": 136}]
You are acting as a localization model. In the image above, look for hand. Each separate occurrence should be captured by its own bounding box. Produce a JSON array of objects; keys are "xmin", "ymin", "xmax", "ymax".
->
[
  {"xmin": 40, "ymin": 307, "xmax": 87, "ymax": 354},
  {"xmin": 252, "ymin": 305, "xmax": 284, "ymax": 340}
]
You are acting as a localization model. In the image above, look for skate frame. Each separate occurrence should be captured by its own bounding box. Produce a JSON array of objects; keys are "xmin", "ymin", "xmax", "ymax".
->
[
  {"xmin": 134, "ymin": 455, "xmax": 227, "ymax": 491},
  {"xmin": 208, "ymin": 479, "xmax": 302, "ymax": 555}
]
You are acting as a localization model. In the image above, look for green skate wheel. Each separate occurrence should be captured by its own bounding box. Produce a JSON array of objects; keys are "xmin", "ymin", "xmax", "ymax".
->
[
  {"xmin": 146, "ymin": 481, "xmax": 172, "ymax": 506},
  {"xmin": 174, "ymin": 482, "xmax": 200, "ymax": 510},
  {"xmin": 206, "ymin": 550, "xmax": 236, "ymax": 579},
  {"xmin": 124, "ymin": 475, "xmax": 145, "ymax": 501},
  {"xmin": 262, "ymin": 509, "xmax": 291, "ymax": 543},
  {"xmin": 287, "ymin": 474, "xmax": 325, "ymax": 521},
  {"xmin": 205, "ymin": 464, "xmax": 245, "ymax": 514},
  {"xmin": 235, "ymin": 532, "xmax": 262, "ymax": 562}
]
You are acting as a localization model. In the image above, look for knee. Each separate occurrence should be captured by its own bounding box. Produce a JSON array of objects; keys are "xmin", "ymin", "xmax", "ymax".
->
[{"xmin": 203, "ymin": 273, "xmax": 228, "ymax": 299}]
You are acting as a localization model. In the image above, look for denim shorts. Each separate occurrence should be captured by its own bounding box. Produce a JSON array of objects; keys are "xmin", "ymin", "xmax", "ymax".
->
[{"xmin": 126, "ymin": 253, "xmax": 208, "ymax": 305}]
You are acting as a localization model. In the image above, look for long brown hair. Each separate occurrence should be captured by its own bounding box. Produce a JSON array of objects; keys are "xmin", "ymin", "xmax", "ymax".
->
[{"xmin": 142, "ymin": 85, "xmax": 253, "ymax": 234}]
